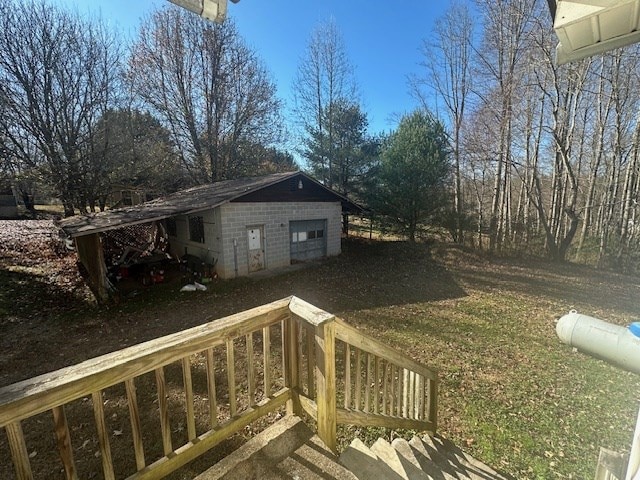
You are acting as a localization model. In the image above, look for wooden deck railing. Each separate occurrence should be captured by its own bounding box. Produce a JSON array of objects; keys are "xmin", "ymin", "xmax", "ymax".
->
[{"xmin": 0, "ymin": 296, "xmax": 438, "ymax": 479}]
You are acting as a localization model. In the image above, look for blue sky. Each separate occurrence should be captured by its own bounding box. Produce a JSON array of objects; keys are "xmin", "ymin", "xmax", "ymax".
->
[{"xmin": 51, "ymin": 0, "xmax": 453, "ymax": 136}]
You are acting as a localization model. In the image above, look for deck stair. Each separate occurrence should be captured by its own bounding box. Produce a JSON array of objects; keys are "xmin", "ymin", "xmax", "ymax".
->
[
  {"xmin": 0, "ymin": 297, "xmax": 506, "ymax": 479},
  {"xmin": 195, "ymin": 415, "xmax": 356, "ymax": 480},
  {"xmin": 195, "ymin": 415, "xmax": 512, "ymax": 480},
  {"xmin": 340, "ymin": 432, "xmax": 513, "ymax": 480}
]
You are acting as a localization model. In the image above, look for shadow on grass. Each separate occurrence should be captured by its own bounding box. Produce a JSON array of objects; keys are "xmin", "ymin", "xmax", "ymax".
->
[
  {"xmin": 0, "ymin": 267, "xmax": 92, "ymax": 386},
  {"xmin": 245, "ymin": 238, "xmax": 469, "ymax": 315},
  {"xmin": 449, "ymin": 256, "xmax": 640, "ymax": 318},
  {"xmin": 0, "ymin": 267, "xmax": 88, "ymax": 319}
]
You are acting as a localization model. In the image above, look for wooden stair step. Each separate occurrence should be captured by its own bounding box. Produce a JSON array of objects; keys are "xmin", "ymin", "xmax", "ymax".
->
[
  {"xmin": 194, "ymin": 415, "xmax": 314, "ymax": 480},
  {"xmin": 192, "ymin": 415, "xmax": 512, "ymax": 480},
  {"xmin": 409, "ymin": 436, "xmax": 469, "ymax": 479}
]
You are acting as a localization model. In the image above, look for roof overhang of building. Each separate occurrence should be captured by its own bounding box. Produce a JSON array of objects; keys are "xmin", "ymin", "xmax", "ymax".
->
[
  {"xmin": 58, "ymin": 171, "xmax": 364, "ymax": 239},
  {"xmin": 551, "ymin": 0, "xmax": 640, "ymax": 64},
  {"xmin": 167, "ymin": 0, "xmax": 240, "ymax": 23}
]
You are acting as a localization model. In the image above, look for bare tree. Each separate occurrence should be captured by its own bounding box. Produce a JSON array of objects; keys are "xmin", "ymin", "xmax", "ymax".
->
[
  {"xmin": 419, "ymin": 0, "xmax": 640, "ymax": 269},
  {"xmin": 128, "ymin": 6, "xmax": 283, "ymax": 183},
  {"xmin": 412, "ymin": 1, "xmax": 474, "ymax": 244},
  {"xmin": 292, "ymin": 18, "xmax": 358, "ymax": 187},
  {"xmin": 474, "ymin": 0, "xmax": 538, "ymax": 252},
  {"xmin": 0, "ymin": 0, "xmax": 121, "ymax": 216},
  {"xmin": 523, "ymin": 14, "xmax": 594, "ymax": 261}
]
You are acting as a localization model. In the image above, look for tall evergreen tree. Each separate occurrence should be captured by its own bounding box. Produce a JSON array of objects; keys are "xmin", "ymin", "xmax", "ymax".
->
[{"xmin": 369, "ymin": 111, "xmax": 451, "ymax": 241}]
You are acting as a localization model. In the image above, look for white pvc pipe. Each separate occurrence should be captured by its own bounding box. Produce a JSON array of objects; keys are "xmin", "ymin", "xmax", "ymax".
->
[
  {"xmin": 556, "ymin": 311, "xmax": 640, "ymax": 479},
  {"xmin": 556, "ymin": 311, "xmax": 640, "ymax": 376}
]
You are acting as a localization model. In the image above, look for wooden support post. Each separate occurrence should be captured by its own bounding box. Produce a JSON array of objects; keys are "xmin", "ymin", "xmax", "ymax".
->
[
  {"xmin": 307, "ymin": 327, "xmax": 316, "ymax": 398},
  {"xmin": 246, "ymin": 333, "xmax": 255, "ymax": 407},
  {"xmin": 297, "ymin": 325, "xmax": 304, "ymax": 390},
  {"xmin": 389, "ymin": 365, "xmax": 396, "ymax": 416},
  {"xmin": 428, "ymin": 377, "xmax": 438, "ymax": 431},
  {"xmin": 226, "ymin": 340, "xmax": 237, "ymax": 417},
  {"xmin": 402, "ymin": 368, "xmax": 409, "ymax": 418},
  {"xmin": 205, "ymin": 348, "xmax": 218, "ymax": 428},
  {"xmin": 408, "ymin": 371, "xmax": 415, "ymax": 420},
  {"xmin": 315, "ymin": 320, "xmax": 337, "ymax": 452},
  {"xmin": 155, "ymin": 368, "xmax": 173, "ymax": 456},
  {"xmin": 354, "ymin": 348, "xmax": 362, "ymax": 411},
  {"xmin": 182, "ymin": 357, "xmax": 196, "ymax": 441},
  {"xmin": 374, "ymin": 356, "xmax": 380, "ymax": 414},
  {"xmin": 74, "ymin": 233, "xmax": 115, "ymax": 304},
  {"xmin": 283, "ymin": 316, "xmax": 300, "ymax": 415},
  {"xmin": 396, "ymin": 367, "xmax": 403, "ymax": 417},
  {"xmin": 91, "ymin": 391, "xmax": 115, "ymax": 480},
  {"xmin": 344, "ymin": 343, "xmax": 351, "ymax": 409},
  {"xmin": 382, "ymin": 361, "xmax": 389, "ymax": 415},
  {"xmin": 365, "ymin": 353, "xmax": 373, "ymax": 413}
]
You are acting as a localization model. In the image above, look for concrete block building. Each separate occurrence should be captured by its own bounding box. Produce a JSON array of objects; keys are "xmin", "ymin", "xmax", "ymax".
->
[
  {"xmin": 164, "ymin": 173, "xmax": 352, "ymax": 278},
  {"xmin": 60, "ymin": 172, "xmax": 361, "ymax": 298}
]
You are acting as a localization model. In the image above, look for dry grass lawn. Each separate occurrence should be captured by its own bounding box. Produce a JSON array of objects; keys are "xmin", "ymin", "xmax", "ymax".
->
[{"xmin": 1, "ymin": 219, "xmax": 640, "ymax": 479}]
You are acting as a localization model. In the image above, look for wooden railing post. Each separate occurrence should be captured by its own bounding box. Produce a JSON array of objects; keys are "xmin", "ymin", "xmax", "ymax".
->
[
  {"xmin": 315, "ymin": 319, "xmax": 337, "ymax": 452},
  {"xmin": 283, "ymin": 316, "xmax": 301, "ymax": 416}
]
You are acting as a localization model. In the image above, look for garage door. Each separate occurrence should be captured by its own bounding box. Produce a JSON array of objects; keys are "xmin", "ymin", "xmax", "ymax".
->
[{"xmin": 290, "ymin": 219, "xmax": 327, "ymax": 262}]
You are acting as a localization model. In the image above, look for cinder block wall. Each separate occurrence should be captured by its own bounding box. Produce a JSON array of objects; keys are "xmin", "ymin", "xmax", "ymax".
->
[
  {"xmin": 216, "ymin": 202, "xmax": 342, "ymax": 278},
  {"xmin": 168, "ymin": 208, "xmax": 222, "ymax": 266}
]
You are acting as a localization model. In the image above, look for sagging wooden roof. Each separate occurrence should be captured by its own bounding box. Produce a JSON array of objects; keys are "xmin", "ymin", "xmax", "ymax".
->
[{"xmin": 59, "ymin": 171, "xmax": 363, "ymax": 238}]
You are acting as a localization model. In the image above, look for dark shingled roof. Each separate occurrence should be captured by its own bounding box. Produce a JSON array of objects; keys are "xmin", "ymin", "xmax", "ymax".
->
[{"xmin": 59, "ymin": 171, "xmax": 362, "ymax": 238}]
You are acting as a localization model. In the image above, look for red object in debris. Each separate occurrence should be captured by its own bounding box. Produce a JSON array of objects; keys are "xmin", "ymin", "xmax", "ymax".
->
[{"xmin": 151, "ymin": 271, "xmax": 164, "ymax": 284}]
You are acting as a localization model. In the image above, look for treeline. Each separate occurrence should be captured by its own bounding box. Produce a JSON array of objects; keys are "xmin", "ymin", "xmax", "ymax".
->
[
  {"xmin": 0, "ymin": 0, "xmax": 293, "ymax": 216},
  {"xmin": 413, "ymin": 0, "xmax": 640, "ymax": 270},
  {"xmin": 3, "ymin": 0, "xmax": 640, "ymax": 271},
  {"xmin": 290, "ymin": 1, "xmax": 640, "ymax": 271}
]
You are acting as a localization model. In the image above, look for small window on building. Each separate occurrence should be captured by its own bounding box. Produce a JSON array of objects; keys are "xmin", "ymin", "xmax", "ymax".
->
[
  {"xmin": 316, "ymin": 229, "xmax": 324, "ymax": 238},
  {"xmin": 298, "ymin": 231, "xmax": 307, "ymax": 242},
  {"xmin": 122, "ymin": 190, "xmax": 133, "ymax": 206},
  {"xmin": 308, "ymin": 230, "xmax": 316, "ymax": 239},
  {"xmin": 189, "ymin": 216, "xmax": 205, "ymax": 243},
  {"xmin": 166, "ymin": 218, "xmax": 177, "ymax": 237}
]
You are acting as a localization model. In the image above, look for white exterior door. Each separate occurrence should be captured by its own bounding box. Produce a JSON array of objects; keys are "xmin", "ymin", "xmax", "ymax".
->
[{"xmin": 247, "ymin": 226, "xmax": 265, "ymax": 272}]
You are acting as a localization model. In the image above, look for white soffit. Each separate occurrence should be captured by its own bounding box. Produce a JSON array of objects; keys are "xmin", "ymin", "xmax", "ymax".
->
[
  {"xmin": 554, "ymin": 0, "xmax": 640, "ymax": 64},
  {"xmin": 202, "ymin": 0, "xmax": 227, "ymax": 22},
  {"xmin": 168, "ymin": 0, "xmax": 230, "ymax": 23}
]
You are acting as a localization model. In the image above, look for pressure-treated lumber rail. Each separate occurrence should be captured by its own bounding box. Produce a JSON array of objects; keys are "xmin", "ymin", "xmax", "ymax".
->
[{"xmin": 0, "ymin": 296, "xmax": 438, "ymax": 479}]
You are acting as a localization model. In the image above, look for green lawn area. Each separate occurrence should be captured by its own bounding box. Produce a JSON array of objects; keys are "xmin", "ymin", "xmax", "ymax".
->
[
  {"xmin": 335, "ymin": 242, "xmax": 640, "ymax": 479},
  {"xmin": 1, "ymin": 231, "xmax": 639, "ymax": 479}
]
